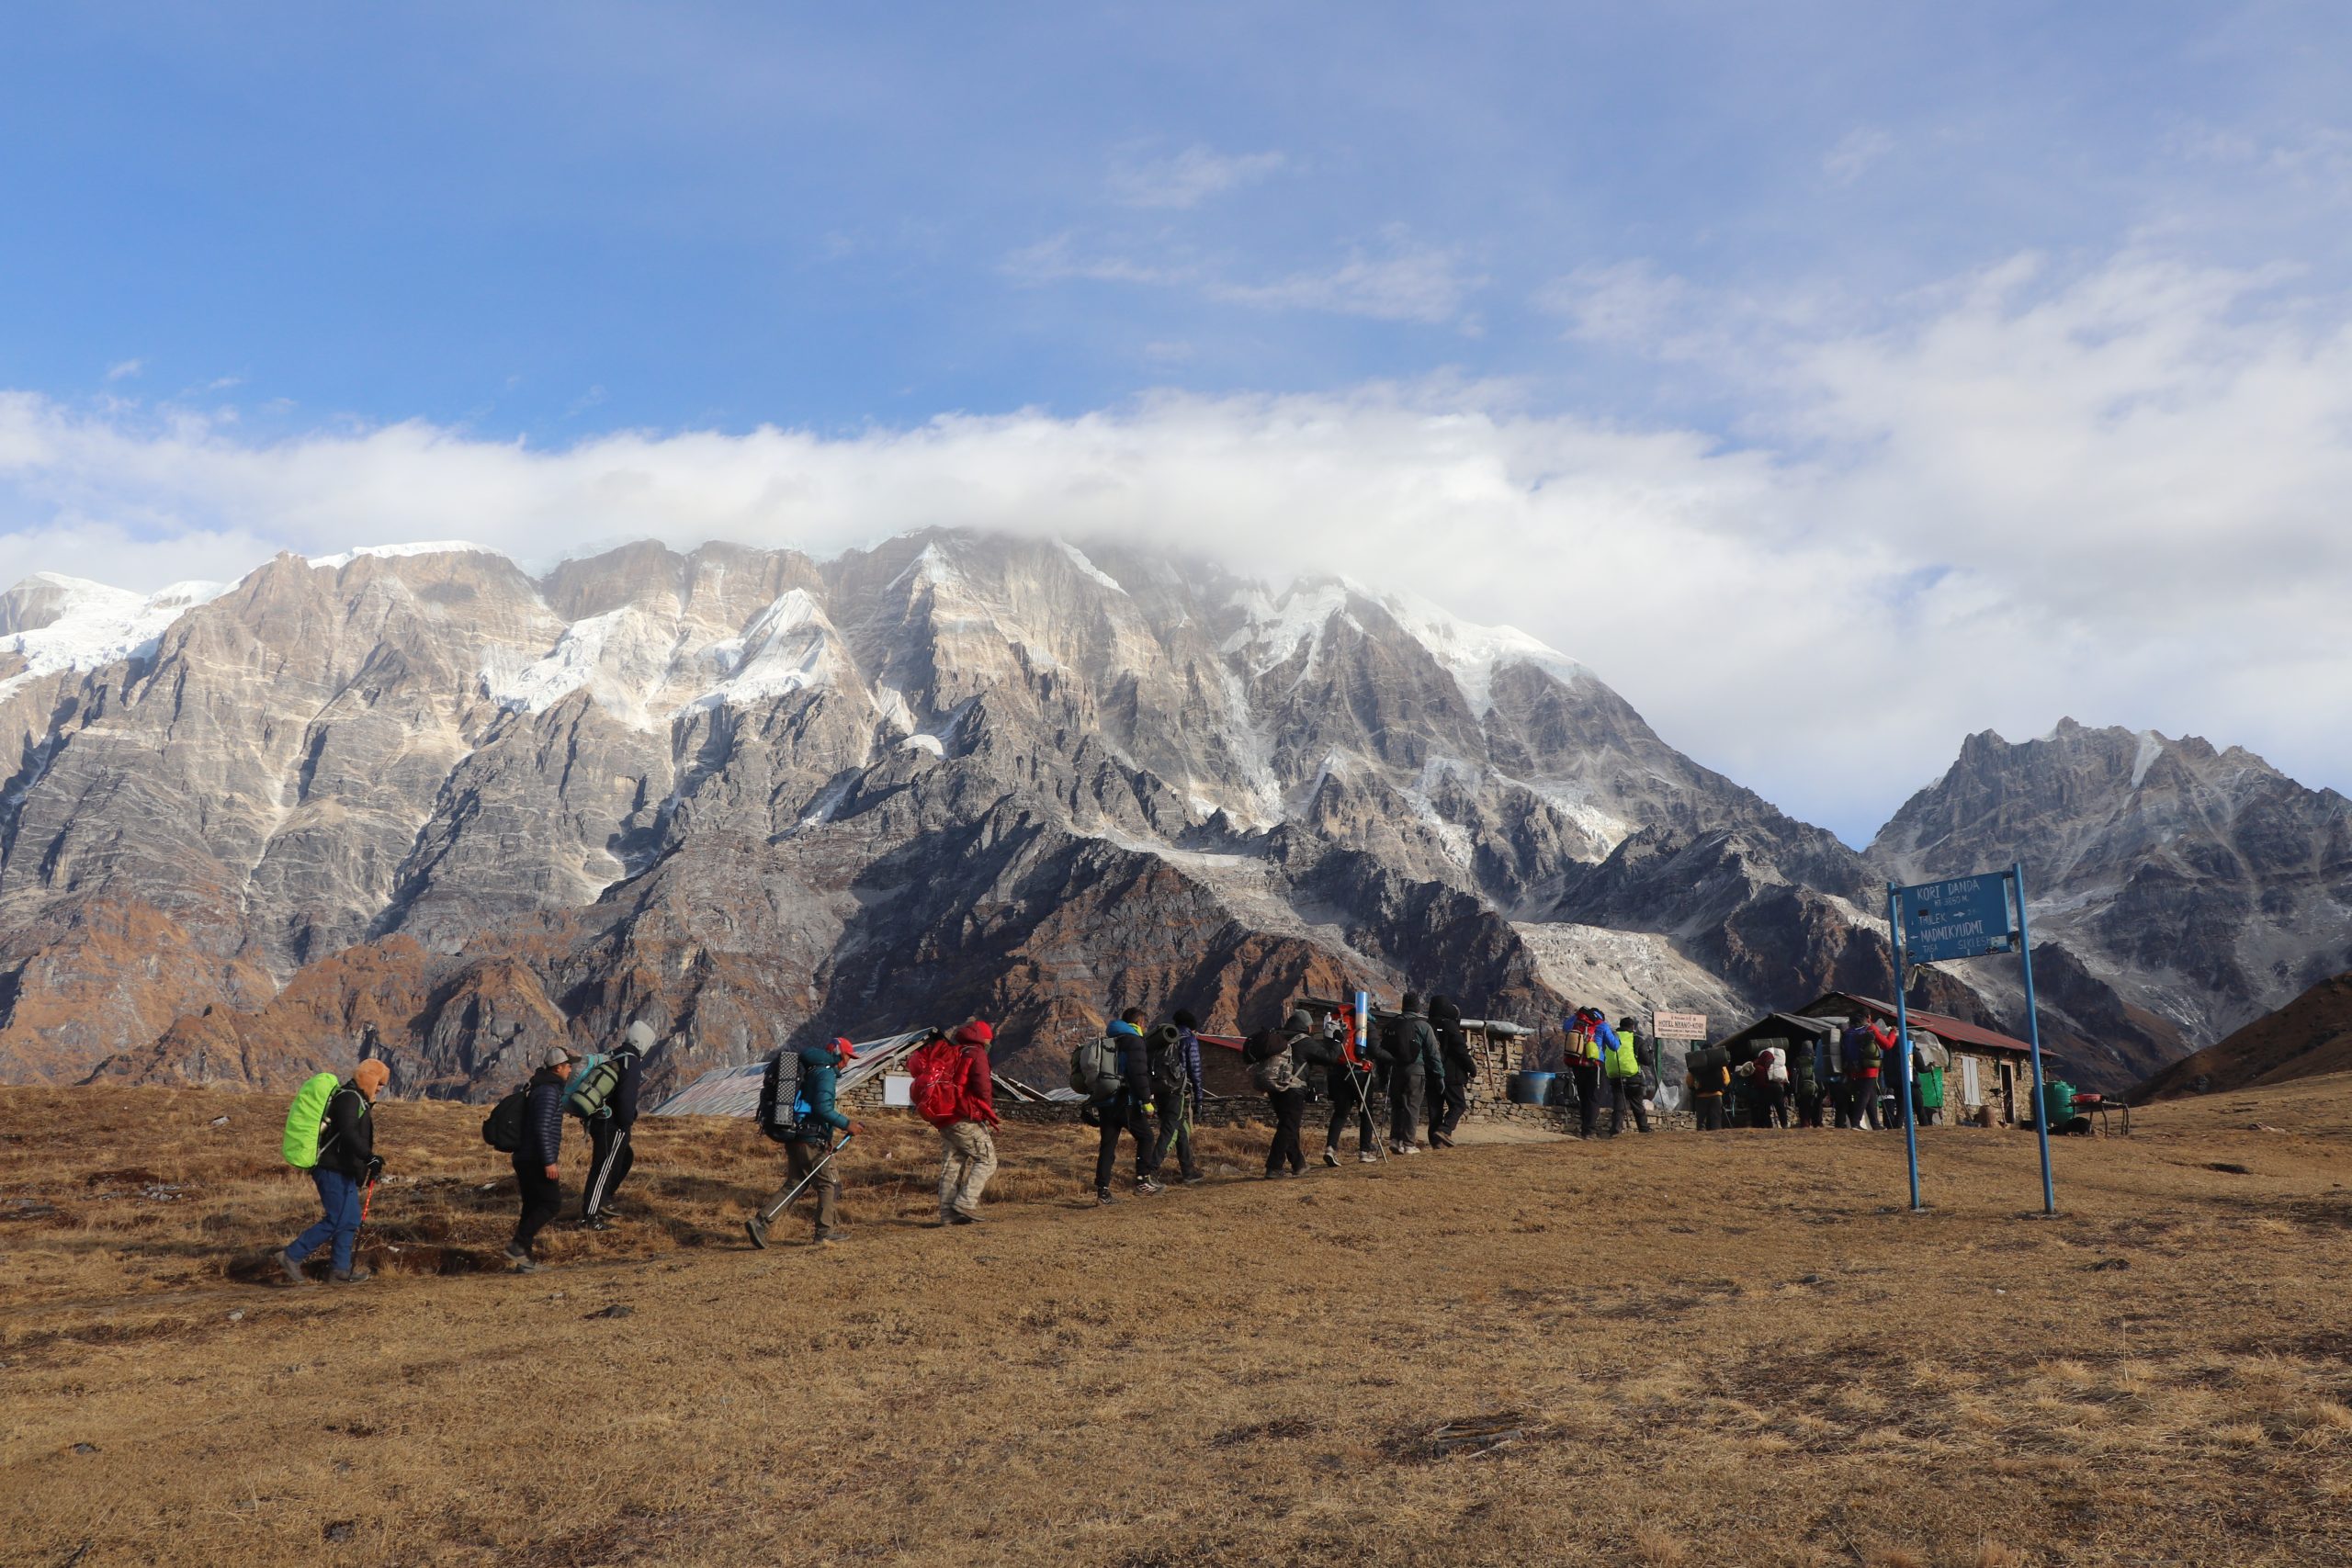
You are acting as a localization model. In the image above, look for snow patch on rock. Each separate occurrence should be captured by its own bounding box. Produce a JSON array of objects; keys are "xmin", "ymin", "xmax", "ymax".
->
[
  {"xmin": 310, "ymin": 541, "xmax": 503, "ymax": 570},
  {"xmin": 2131, "ymin": 729, "xmax": 2165, "ymax": 789},
  {"xmin": 1374, "ymin": 588, "xmax": 1588, "ymax": 715},
  {"xmin": 0, "ymin": 573, "xmax": 230, "ymax": 695},
  {"xmin": 1055, "ymin": 540, "xmax": 1125, "ymax": 594},
  {"xmin": 685, "ymin": 589, "xmax": 834, "ymax": 713}
]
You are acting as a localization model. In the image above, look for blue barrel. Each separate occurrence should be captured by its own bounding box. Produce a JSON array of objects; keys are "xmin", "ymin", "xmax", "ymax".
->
[{"xmin": 1507, "ymin": 1071, "xmax": 1555, "ymax": 1105}]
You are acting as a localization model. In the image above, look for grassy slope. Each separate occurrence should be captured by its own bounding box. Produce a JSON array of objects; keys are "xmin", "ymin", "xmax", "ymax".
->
[
  {"xmin": 4, "ymin": 1081, "xmax": 2350, "ymax": 1567},
  {"xmin": 2139, "ymin": 971, "xmax": 2352, "ymax": 1100}
]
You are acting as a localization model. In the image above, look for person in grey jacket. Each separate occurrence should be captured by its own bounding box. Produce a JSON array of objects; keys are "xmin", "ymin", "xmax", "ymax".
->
[
  {"xmin": 1386, "ymin": 993, "xmax": 1445, "ymax": 1156},
  {"xmin": 505, "ymin": 1047, "xmax": 576, "ymax": 1273}
]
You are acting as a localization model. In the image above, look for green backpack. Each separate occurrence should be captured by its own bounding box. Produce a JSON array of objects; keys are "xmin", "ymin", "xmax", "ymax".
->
[
  {"xmin": 564, "ymin": 1053, "xmax": 623, "ymax": 1119},
  {"xmin": 281, "ymin": 1072, "xmax": 342, "ymax": 1169}
]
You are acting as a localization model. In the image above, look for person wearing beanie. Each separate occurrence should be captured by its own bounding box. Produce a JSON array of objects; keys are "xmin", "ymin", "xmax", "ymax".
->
[
  {"xmin": 1092, "ymin": 1009, "xmax": 1167, "ymax": 1204},
  {"xmin": 505, "ymin": 1045, "xmax": 577, "ymax": 1272},
  {"xmin": 1243, "ymin": 1009, "xmax": 1316, "ymax": 1177},
  {"xmin": 1425, "ymin": 995, "xmax": 1475, "ymax": 1148},
  {"xmin": 934, "ymin": 1021, "xmax": 1000, "ymax": 1225},
  {"xmin": 279, "ymin": 1056, "xmax": 390, "ymax": 1286},
  {"xmin": 1601, "ymin": 1012, "xmax": 1652, "ymax": 1135},
  {"xmin": 1149, "ymin": 1011, "xmax": 1206, "ymax": 1186},
  {"xmin": 1386, "ymin": 992, "xmax": 1444, "ymax": 1155},
  {"xmin": 580, "ymin": 1019, "xmax": 655, "ymax": 1229}
]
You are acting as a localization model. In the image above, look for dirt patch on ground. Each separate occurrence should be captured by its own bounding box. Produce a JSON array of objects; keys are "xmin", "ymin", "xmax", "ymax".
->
[{"xmin": 3, "ymin": 1077, "xmax": 2351, "ymax": 1564}]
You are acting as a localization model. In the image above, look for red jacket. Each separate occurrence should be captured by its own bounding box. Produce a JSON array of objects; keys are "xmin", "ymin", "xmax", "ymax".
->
[{"xmin": 959, "ymin": 1045, "xmax": 997, "ymax": 1126}]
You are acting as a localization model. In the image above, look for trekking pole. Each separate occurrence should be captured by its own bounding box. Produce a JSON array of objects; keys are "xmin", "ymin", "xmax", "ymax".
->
[
  {"xmin": 756, "ymin": 1133, "xmax": 854, "ymax": 1229},
  {"xmin": 1348, "ymin": 1062, "xmax": 1386, "ymax": 1162}
]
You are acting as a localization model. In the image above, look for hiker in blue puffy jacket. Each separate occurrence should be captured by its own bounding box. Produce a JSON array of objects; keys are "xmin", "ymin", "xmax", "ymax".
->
[
  {"xmin": 504, "ymin": 1047, "xmax": 576, "ymax": 1273},
  {"xmin": 1092, "ymin": 1010, "xmax": 1165, "ymax": 1205}
]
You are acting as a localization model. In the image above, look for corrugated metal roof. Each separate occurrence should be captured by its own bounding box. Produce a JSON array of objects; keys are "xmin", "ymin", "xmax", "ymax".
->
[
  {"xmin": 650, "ymin": 1031, "xmax": 931, "ymax": 1118},
  {"xmin": 1801, "ymin": 992, "xmax": 2035, "ymax": 1057}
]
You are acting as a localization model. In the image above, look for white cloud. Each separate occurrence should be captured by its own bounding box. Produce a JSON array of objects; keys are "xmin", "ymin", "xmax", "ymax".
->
[
  {"xmin": 1538, "ymin": 260, "xmax": 1691, "ymax": 347},
  {"xmin": 1823, "ymin": 127, "xmax": 1894, "ymax": 185},
  {"xmin": 1009, "ymin": 227, "xmax": 1480, "ymax": 325},
  {"xmin": 1108, "ymin": 144, "xmax": 1288, "ymax": 209},
  {"xmin": 106, "ymin": 359, "xmax": 144, "ymax": 382},
  {"xmin": 1209, "ymin": 231, "xmax": 1479, "ymax": 324},
  {"xmin": 3, "ymin": 247, "xmax": 2347, "ymax": 838}
]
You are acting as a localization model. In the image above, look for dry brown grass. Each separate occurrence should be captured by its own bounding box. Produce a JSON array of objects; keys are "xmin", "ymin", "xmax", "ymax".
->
[{"xmin": 5, "ymin": 1074, "xmax": 2352, "ymax": 1565}]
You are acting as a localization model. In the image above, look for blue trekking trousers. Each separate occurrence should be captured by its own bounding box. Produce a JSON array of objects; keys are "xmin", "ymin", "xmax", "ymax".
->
[{"xmin": 288, "ymin": 1168, "xmax": 363, "ymax": 1273}]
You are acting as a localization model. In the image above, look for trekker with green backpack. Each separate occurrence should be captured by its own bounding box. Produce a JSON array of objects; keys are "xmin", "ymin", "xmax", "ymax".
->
[
  {"xmin": 277, "ymin": 1058, "xmax": 390, "ymax": 1286},
  {"xmin": 576, "ymin": 1021, "xmax": 653, "ymax": 1230}
]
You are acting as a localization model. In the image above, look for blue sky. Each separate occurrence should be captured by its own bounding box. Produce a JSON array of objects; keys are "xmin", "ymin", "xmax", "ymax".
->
[{"xmin": 5, "ymin": 2, "xmax": 2350, "ymax": 840}]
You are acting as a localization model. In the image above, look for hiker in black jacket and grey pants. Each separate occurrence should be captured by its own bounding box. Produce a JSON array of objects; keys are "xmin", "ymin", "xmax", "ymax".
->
[{"xmin": 508, "ymin": 1047, "xmax": 576, "ymax": 1273}]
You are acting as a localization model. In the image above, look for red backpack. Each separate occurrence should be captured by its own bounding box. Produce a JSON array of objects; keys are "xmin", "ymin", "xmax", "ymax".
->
[{"xmin": 908, "ymin": 1037, "xmax": 966, "ymax": 1129}]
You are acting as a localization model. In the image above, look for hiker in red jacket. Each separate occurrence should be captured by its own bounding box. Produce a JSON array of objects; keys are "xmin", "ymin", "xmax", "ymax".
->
[{"xmin": 933, "ymin": 1021, "xmax": 1000, "ymax": 1226}]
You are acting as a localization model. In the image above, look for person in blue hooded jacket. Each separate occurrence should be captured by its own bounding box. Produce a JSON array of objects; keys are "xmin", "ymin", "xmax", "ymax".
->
[
  {"xmin": 748, "ymin": 1037, "xmax": 865, "ymax": 1247},
  {"xmin": 1092, "ymin": 1009, "xmax": 1166, "ymax": 1204}
]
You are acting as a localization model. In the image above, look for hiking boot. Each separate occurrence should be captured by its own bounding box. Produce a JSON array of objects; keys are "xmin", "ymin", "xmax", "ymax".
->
[
  {"xmin": 503, "ymin": 1246, "xmax": 539, "ymax": 1274},
  {"xmin": 1358, "ymin": 1150, "xmax": 1379, "ymax": 1164},
  {"xmin": 949, "ymin": 1210, "xmax": 981, "ymax": 1226},
  {"xmin": 1182, "ymin": 1172, "xmax": 1207, "ymax": 1186},
  {"xmin": 330, "ymin": 1266, "xmax": 373, "ymax": 1285},
  {"xmin": 277, "ymin": 1247, "xmax": 313, "ymax": 1287},
  {"xmin": 1401, "ymin": 1144, "xmax": 1423, "ymax": 1156},
  {"xmin": 575, "ymin": 1215, "xmax": 609, "ymax": 1232},
  {"xmin": 743, "ymin": 1216, "xmax": 770, "ymax": 1250},
  {"xmin": 1136, "ymin": 1178, "xmax": 1166, "ymax": 1196},
  {"xmin": 1430, "ymin": 1132, "xmax": 1455, "ymax": 1148},
  {"xmin": 813, "ymin": 1229, "xmax": 846, "ymax": 1246},
  {"xmin": 1094, "ymin": 1188, "xmax": 1118, "ymax": 1206},
  {"xmin": 1322, "ymin": 1147, "xmax": 1340, "ymax": 1168}
]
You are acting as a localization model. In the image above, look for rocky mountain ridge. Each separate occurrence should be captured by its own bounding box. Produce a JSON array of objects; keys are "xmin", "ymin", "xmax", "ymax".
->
[
  {"xmin": 0, "ymin": 533, "xmax": 2331, "ymax": 1097},
  {"xmin": 1870, "ymin": 718, "xmax": 2352, "ymax": 1083}
]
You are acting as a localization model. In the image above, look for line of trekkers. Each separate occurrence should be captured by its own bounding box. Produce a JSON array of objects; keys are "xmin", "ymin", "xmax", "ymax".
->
[{"xmin": 272, "ymin": 995, "xmax": 1924, "ymax": 1280}]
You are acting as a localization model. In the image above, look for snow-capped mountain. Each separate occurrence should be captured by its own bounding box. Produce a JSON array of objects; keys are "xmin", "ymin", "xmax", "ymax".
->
[{"xmin": 0, "ymin": 532, "xmax": 2323, "ymax": 1097}]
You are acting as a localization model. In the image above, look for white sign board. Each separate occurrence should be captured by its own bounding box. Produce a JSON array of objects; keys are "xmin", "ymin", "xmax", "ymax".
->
[
  {"xmin": 1651, "ymin": 1010, "xmax": 1709, "ymax": 1041},
  {"xmin": 882, "ymin": 1072, "xmax": 914, "ymax": 1108}
]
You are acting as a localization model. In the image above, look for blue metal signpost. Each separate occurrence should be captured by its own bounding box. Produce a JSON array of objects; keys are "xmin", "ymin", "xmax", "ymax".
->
[
  {"xmin": 1888, "ymin": 867, "xmax": 2057, "ymax": 1215},
  {"xmin": 1885, "ymin": 884, "xmax": 1924, "ymax": 1213},
  {"xmin": 2011, "ymin": 863, "xmax": 2057, "ymax": 1215}
]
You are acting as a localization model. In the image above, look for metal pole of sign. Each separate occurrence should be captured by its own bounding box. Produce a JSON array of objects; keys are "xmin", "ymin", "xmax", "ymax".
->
[
  {"xmin": 1887, "ymin": 883, "xmax": 1922, "ymax": 1212},
  {"xmin": 2014, "ymin": 862, "xmax": 2057, "ymax": 1215}
]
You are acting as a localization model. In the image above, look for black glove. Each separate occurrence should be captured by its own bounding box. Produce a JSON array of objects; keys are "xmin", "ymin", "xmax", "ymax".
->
[{"xmin": 366, "ymin": 1155, "xmax": 385, "ymax": 1182}]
